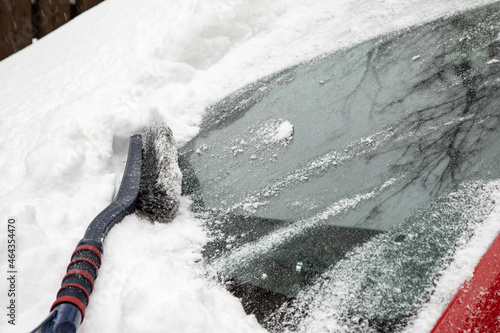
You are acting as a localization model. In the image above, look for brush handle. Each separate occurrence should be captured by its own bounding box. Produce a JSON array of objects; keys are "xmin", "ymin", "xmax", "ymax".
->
[
  {"xmin": 50, "ymin": 239, "xmax": 103, "ymax": 322},
  {"xmin": 31, "ymin": 134, "xmax": 142, "ymax": 333}
]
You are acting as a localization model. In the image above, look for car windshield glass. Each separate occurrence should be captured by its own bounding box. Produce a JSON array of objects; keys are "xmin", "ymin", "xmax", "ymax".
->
[{"xmin": 180, "ymin": 3, "xmax": 500, "ymax": 331}]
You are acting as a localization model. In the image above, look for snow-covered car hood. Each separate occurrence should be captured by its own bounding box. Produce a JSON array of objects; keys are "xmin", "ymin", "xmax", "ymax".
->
[{"xmin": 2, "ymin": 1, "xmax": 500, "ymax": 332}]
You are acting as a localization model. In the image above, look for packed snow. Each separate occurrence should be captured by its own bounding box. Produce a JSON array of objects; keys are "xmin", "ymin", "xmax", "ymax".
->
[
  {"xmin": 273, "ymin": 121, "xmax": 294, "ymax": 143},
  {"xmin": 1, "ymin": 0, "xmax": 500, "ymax": 332}
]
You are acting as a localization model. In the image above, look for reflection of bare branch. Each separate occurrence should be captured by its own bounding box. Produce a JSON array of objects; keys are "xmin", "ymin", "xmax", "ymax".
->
[
  {"xmin": 371, "ymin": 47, "xmax": 500, "ymax": 199},
  {"xmin": 341, "ymin": 49, "xmax": 378, "ymax": 117}
]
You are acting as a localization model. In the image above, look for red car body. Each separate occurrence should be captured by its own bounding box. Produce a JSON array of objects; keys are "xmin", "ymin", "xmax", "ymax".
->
[{"xmin": 433, "ymin": 235, "xmax": 500, "ymax": 331}]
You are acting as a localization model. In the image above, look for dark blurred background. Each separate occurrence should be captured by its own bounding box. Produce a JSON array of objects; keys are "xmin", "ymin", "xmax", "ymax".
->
[{"xmin": 0, "ymin": 0, "xmax": 103, "ymax": 61}]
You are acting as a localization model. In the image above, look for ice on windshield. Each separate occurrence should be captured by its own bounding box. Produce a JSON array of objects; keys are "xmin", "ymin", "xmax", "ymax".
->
[{"xmin": 180, "ymin": 3, "xmax": 500, "ymax": 331}]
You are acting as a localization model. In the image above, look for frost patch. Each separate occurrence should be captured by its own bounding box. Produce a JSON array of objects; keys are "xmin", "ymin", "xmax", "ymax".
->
[
  {"xmin": 220, "ymin": 118, "xmax": 295, "ymax": 161},
  {"xmin": 242, "ymin": 201, "xmax": 268, "ymax": 213},
  {"xmin": 255, "ymin": 119, "xmax": 294, "ymax": 146}
]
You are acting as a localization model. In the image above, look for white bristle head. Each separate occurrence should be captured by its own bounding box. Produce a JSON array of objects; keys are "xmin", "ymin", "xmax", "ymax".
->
[{"xmin": 137, "ymin": 124, "xmax": 182, "ymax": 223}]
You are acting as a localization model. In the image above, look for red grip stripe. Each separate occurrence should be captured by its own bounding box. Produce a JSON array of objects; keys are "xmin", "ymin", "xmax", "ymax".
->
[
  {"xmin": 63, "ymin": 270, "xmax": 95, "ymax": 292},
  {"xmin": 51, "ymin": 296, "xmax": 86, "ymax": 323},
  {"xmin": 58, "ymin": 283, "xmax": 90, "ymax": 305},
  {"xmin": 67, "ymin": 258, "xmax": 99, "ymax": 278},
  {"xmin": 72, "ymin": 245, "xmax": 102, "ymax": 267}
]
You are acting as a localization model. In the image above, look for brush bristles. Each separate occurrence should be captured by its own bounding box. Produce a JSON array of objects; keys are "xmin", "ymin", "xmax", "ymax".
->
[{"xmin": 136, "ymin": 124, "xmax": 182, "ymax": 223}]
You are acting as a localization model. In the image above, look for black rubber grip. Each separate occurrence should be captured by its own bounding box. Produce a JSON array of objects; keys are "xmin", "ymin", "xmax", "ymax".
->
[{"xmin": 51, "ymin": 239, "xmax": 103, "ymax": 321}]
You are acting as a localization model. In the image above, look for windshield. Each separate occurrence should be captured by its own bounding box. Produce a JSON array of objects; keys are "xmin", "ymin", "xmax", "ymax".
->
[{"xmin": 180, "ymin": 2, "xmax": 500, "ymax": 331}]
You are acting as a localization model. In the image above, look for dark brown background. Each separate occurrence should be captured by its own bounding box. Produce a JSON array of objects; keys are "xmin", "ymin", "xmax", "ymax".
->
[{"xmin": 0, "ymin": 0, "xmax": 103, "ymax": 61}]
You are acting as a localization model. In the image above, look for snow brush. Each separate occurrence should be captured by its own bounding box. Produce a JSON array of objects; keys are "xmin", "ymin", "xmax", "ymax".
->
[{"xmin": 31, "ymin": 125, "xmax": 182, "ymax": 333}]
